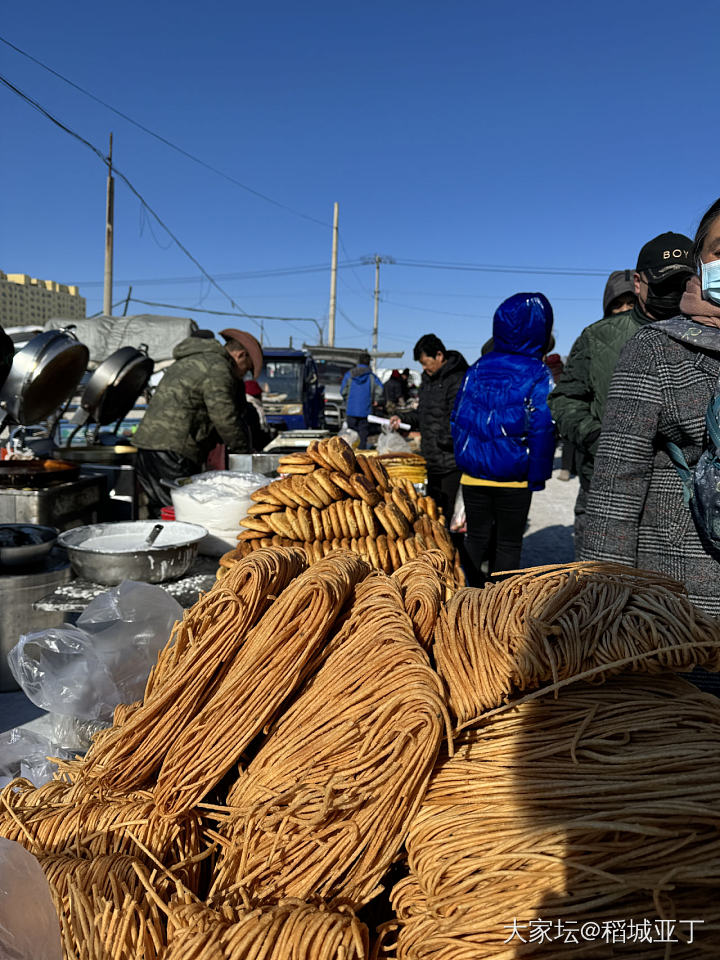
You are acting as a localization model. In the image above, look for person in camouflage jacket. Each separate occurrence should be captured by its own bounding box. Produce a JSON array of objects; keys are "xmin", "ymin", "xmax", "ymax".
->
[{"xmin": 134, "ymin": 332, "xmax": 256, "ymax": 513}]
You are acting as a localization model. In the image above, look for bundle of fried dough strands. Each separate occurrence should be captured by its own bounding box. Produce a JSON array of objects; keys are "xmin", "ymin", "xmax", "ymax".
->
[
  {"xmin": 392, "ymin": 552, "xmax": 458, "ymax": 651},
  {"xmin": 155, "ymin": 551, "xmax": 370, "ymax": 815},
  {"xmin": 40, "ymin": 853, "xmax": 166, "ymax": 960},
  {"xmin": 435, "ymin": 561, "xmax": 720, "ymax": 724},
  {"xmin": 210, "ymin": 575, "xmax": 449, "ymax": 910},
  {"xmin": 388, "ymin": 675, "xmax": 720, "ymax": 959},
  {"xmin": 165, "ymin": 900, "xmax": 369, "ymax": 960},
  {"xmin": 81, "ymin": 547, "xmax": 307, "ymax": 792},
  {"xmin": 0, "ymin": 777, "xmax": 203, "ymax": 891}
]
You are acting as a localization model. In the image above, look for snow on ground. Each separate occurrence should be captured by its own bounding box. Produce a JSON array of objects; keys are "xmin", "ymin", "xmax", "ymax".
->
[{"xmin": 520, "ymin": 458, "xmax": 579, "ymax": 568}]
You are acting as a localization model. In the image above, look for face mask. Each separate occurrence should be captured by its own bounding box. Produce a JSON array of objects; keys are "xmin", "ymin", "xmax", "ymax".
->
[
  {"xmin": 644, "ymin": 282, "xmax": 686, "ymax": 321},
  {"xmin": 701, "ymin": 259, "xmax": 720, "ymax": 306}
]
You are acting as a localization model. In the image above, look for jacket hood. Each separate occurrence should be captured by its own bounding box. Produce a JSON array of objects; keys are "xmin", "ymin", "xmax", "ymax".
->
[
  {"xmin": 172, "ymin": 337, "xmax": 229, "ymax": 361},
  {"xmin": 652, "ymin": 316, "xmax": 720, "ymax": 354},
  {"xmin": 492, "ymin": 293, "xmax": 553, "ymax": 358},
  {"xmin": 423, "ymin": 349, "xmax": 468, "ymax": 382}
]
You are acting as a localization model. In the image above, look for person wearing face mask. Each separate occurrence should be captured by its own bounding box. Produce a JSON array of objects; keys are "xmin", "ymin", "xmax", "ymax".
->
[
  {"xmin": 549, "ymin": 238, "xmax": 693, "ymax": 555},
  {"xmin": 582, "ymin": 200, "xmax": 720, "ymax": 619}
]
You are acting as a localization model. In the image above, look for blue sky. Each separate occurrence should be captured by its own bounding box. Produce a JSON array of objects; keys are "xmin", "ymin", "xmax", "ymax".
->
[{"xmin": 1, "ymin": 1, "xmax": 718, "ymax": 365}]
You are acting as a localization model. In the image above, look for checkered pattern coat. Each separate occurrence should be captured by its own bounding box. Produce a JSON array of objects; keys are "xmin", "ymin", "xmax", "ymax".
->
[{"xmin": 582, "ymin": 320, "xmax": 720, "ymax": 615}]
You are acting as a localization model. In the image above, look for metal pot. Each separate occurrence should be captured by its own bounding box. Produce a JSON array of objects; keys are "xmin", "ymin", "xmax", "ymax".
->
[
  {"xmin": 0, "ymin": 328, "xmax": 89, "ymax": 425},
  {"xmin": 57, "ymin": 520, "xmax": 207, "ymax": 585},
  {"xmin": 0, "ymin": 524, "xmax": 58, "ymax": 567},
  {"xmin": 78, "ymin": 345, "xmax": 154, "ymax": 426}
]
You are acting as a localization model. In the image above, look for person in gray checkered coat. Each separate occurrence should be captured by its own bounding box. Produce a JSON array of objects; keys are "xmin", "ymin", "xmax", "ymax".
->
[{"xmin": 583, "ymin": 199, "xmax": 720, "ymax": 616}]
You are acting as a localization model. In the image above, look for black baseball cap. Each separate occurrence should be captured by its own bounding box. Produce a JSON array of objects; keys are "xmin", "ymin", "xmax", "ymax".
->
[{"xmin": 636, "ymin": 232, "xmax": 694, "ymax": 284}]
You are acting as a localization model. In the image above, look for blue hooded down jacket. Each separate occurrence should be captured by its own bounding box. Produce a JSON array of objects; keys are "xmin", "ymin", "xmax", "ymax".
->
[{"xmin": 451, "ymin": 293, "xmax": 555, "ymax": 491}]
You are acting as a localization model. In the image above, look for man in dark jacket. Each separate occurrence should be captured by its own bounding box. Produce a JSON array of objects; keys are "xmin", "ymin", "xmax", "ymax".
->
[
  {"xmin": 391, "ymin": 333, "xmax": 468, "ymax": 523},
  {"xmin": 549, "ymin": 234, "xmax": 694, "ymax": 554},
  {"xmin": 134, "ymin": 329, "xmax": 261, "ymax": 515},
  {"xmin": 340, "ymin": 351, "xmax": 383, "ymax": 449}
]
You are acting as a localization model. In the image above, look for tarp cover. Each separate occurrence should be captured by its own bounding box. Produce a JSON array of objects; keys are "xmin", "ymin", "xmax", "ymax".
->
[{"xmin": 43, "ymin": 314, "xmax": 198, "ymax": 365}]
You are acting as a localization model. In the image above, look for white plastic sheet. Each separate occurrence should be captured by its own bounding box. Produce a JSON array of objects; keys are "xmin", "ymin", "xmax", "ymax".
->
[
  {"xmin": 0, "ymin": 838, "xmax": 62, "ymax": 960},
  {"xmin": 172, "ymin": 471, "xmax": 271, "ymax": 555}
]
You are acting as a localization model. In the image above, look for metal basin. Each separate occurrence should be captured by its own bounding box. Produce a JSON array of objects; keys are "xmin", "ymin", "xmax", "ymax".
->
[
  {"xmin": 0, "ymin": 524, "xmax": 58, "ymax": 567},
  {"xmin": 57, "ymin": 520, "xmax": 207, "ymax": 585}
]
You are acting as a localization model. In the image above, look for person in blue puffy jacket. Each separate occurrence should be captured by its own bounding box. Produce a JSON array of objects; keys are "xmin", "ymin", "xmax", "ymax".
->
[
  {"xmin": 340, "ymin": 351, "xmax": 383, "ymax": 449},
  {"xmin": 451, "ymin": 292, "xmax": 556, "ymax": 586}
]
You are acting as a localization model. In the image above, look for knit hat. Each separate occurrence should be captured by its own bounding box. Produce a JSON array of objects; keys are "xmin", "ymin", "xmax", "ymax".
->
[
  {"xmin": 603, "ymin": 270, "xmax": 635, "ymax": 315},
  {"xmin": 244, "ymin": 379, "xmax": 262, "ymax": 398},
  {"xmin": 219, "ymin": 328, "xmax": 264, "ymax": 378}
]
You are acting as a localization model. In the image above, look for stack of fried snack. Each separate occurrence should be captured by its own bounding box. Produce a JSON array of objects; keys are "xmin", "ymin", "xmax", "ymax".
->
[
  {"xmin": 2, "ymin": 550, "xmax": 720, "ymax": 959},
  {"xmin": 0, "ymin": 547, "xmax": 458, "ymax": 960},
  {"xmin": 365, "ymin": 451, "xmax": 427, "ymax": 485},
  {"xmin": 220, "ymin": 436, "xmax": 461, "ymax": 581},
  {"xmin": 435, "ymin": 561, "xmax": 720, "ymax": 724},
  {"xmin": 388, "ymin": 675, "xmax": 720, "ymax": 959}
]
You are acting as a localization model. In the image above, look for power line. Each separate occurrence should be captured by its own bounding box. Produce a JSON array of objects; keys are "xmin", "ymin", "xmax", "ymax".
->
[
  {"xmin": 0, "ymin": 34, "xmax": 329, "ymax": 229},
  {"xmin": 70, "ymin": 260, "xmax": 365, "ymax": 288},
  {"xmin": 127, "ymin": 297, "xmax": 322, "ymax": 325},
  {"xmin": 0, "ymin": 72, "xmax": 258, "ymax": 326},
  {"xmin": 391, "ymin": 258, "xmax": 612, "ymax": 278}
]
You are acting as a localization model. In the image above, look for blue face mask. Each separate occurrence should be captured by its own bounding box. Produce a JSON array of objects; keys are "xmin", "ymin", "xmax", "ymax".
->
[{"xmin": 701, "ymin": 258, "xmax": 720, "ymax": 306}]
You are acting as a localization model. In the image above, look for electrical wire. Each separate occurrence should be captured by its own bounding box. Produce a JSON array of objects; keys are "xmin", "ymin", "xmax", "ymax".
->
[
  {"xmin": 127, "ymin": 297, "xmax": 323, "ymax": 325},
  {"xmin": 0, "ymin": 71, "xmax": 260, "ymax": 326},
  {"xmin": 71, "ymin": 261, "xmax": 365, "ymax": 288},
  {"xmin": 0, "ymin": 34, "xmax": 330, "ymax": 229},
  {"xmin": 391, "ymin": 258, "xmax": 612, "ymax": 277}
]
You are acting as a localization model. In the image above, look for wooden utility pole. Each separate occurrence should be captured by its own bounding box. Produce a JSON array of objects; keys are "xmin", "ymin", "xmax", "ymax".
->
[
  {"xmin": 103, "ymin": 133, "xmax": 115, "ymax": 317},
  {"xmin": 328, "ymin": 202, "xmax": 339, "ymax": 346}
]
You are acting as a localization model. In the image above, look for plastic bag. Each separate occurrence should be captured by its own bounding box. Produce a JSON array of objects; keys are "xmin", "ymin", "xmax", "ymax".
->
[
  {"xmin": 0, "ymin": 838, "xmax": 62, "ymax": 959},
  {"xmin": 338, "ymin": 425, "xmax": 360, "ymax": 449},
  {"xmin": 376, "ymin": 425, "xmax": 413, "ymax": 455},
  {"xmin": 450, "ymin": 486, "xmax": 466, "ymax": 533},
  {"xmin": 8, "ymin": 581, "xmax": 181, "ymax": 722},
  {"xmin": 172, "ymin": 471, "xmax": 271, "ymax": 555},
  {"xmin": 0, "ymin": 728, "xmax": 72, "ymax": 789}
]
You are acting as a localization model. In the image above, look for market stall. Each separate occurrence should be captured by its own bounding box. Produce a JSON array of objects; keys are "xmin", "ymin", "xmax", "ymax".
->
[{"xmin": 0, "ymin": 432, "xmax": 719, "ymax": 959}]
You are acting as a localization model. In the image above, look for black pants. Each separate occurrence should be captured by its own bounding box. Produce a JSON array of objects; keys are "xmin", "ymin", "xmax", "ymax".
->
[
  {"xmin": 462, "ymin": 484, "xmax": 532, "ymax": 587},
  {"xmin": 426, "ymin": 469, "xmax": 461, "ymax": 529},
  {"xmin": 346, "ymin": 415, "xmax": 369, "ymax": 450},
  {"xmin": 135, "ymin": 448, "xmax": 200, "ymax": 518}
]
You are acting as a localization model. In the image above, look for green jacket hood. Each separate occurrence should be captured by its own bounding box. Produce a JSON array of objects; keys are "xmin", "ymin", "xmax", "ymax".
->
[{"xmin": 172, "ymin": 337, "xmax": 229, "ymax": 362}]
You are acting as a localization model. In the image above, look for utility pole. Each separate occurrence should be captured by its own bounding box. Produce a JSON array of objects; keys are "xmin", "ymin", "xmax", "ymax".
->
[
  {"xmin": 364, "ymin": 254, "xmax": 395, "ymax": 364},
  {"xmin": 328, "ymin": 202, "xmax": 339, "ymax": 346},
  {"xmin": 372, "ymin": 255, "xmax": 380, "ymax": 358},
  {"xmin": 103, "ymin": 133, "xmax": 115, "ymax": 317}
]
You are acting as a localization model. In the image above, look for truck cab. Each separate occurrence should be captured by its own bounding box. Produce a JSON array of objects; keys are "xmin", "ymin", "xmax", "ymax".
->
[{"xmin": 257, "ymin": 348, "xmax": 324, "ymax": 431}]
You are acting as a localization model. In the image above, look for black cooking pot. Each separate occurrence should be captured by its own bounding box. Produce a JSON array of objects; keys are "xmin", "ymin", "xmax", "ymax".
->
[
  {"xmin": 79, "ymin": 345, "xmax": 154, "ymax": 426},
  {"xmin": 0, "ymin": 328, "xmax": 89, "ymax": 425}
]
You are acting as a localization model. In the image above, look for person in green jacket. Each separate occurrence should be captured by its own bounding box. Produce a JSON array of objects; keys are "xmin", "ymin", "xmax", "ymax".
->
[
  {"xmin": 134, "ymin": 329, "xmax": 261, "ymax": 515},
  {"xmin": 549, "ymin": 233, "xmax": 694, "ymax": 555}
]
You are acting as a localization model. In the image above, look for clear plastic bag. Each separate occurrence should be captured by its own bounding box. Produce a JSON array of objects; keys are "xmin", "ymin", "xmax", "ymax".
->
[
  {"xmin": 8, "ymin": 581, "xmax": 181, "ymax": 722},
  {"xmin": 0, "ymin": 728, "xmax": 72, "ymax": 789},
  {"xmin": 376, "ymin": 425, "xmax": 413, "ymax": 455},
  {"xmin": 0, "ymin": 838, "xmax": 62, "ymax": 959},
  {"xmin": 338, "ymin": 425, "xmax": 360, "ymax": 449},
  {"xmin": 450, "ymin": 486, "xmax": 467, "ymax": 533}
]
